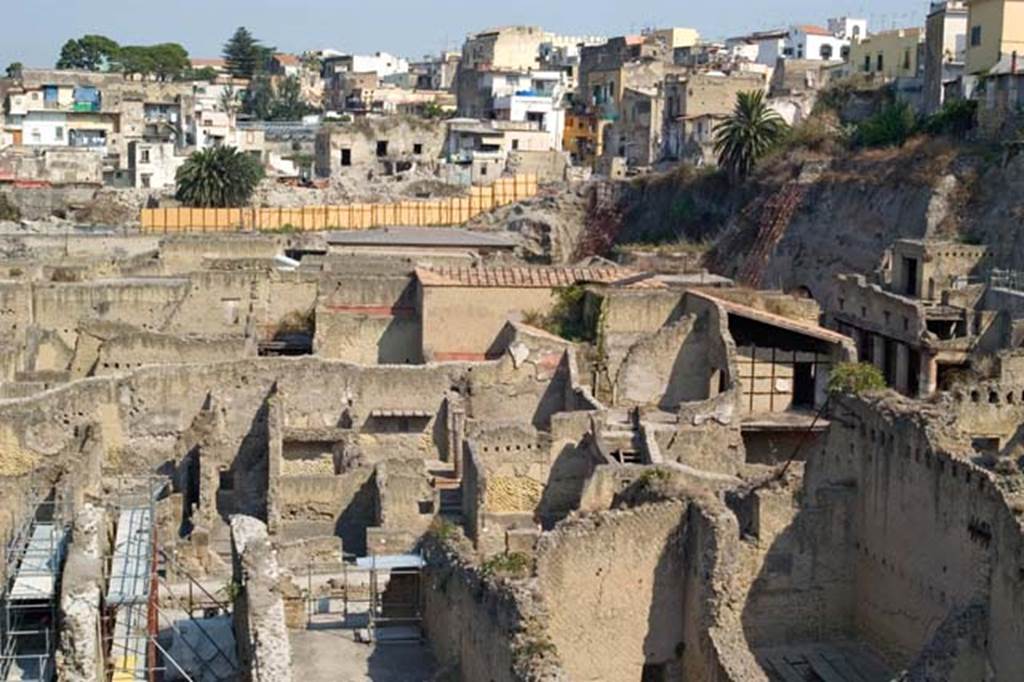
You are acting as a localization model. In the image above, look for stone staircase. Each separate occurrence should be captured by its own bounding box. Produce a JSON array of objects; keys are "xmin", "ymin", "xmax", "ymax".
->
[{"xmin": 427, "ymin": 460, "xmax": 463, "ymax": 521}]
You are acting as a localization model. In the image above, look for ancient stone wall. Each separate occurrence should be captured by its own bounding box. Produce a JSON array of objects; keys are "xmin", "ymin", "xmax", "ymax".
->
[
  {"xmin": 313, "ymin": 271, "xmax": 421, "ymax": 364},
  {"xmin": 422, "ymin": 538, "xmax": 566, "ymax": 682},
  {"xmin": 795, "ymin": 395, "xmax": 1024, "ymax": 677},
  {"xmin": 94, "ymin": 332, "xmax": 252, "ymax": 375},
  {"xmin": 230, "ymin": 515, "xmax": 293, "ymax": 682},
  {"xmin": 534, "ymin": 501, "xmax": 688, "ymax": 681},
  {"xmin": 421, "ymin": 286, "xmax": 557, "ymax": 361},
  {"xmin": 615, "ymin": 314, "xmax": 714, "ymax": 409}
]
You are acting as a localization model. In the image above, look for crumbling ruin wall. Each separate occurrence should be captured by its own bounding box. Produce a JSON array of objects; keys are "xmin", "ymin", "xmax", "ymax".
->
[
  {"xmin": 372, "ymin": 457, "xmax": 435, "ymax": 551},
  {"xmin": 789, "ymin": 394, "xmax": 1024, "ymax": 677},
  {"xmin": 533, "ymin": 501, "xmax": 688, "ymax": 681},
  {"xmin": 58, "ymin": 504, "xmax": 109, "ymax": 682},
  {"xmin": 615, "ymin": 314, "xmax": 712, "ymax": 409},
  {"xmin": 32, "ymin": 280, "xmax": 190, "ymax": 349},
  {"xmin": 158, "ymin": 236, "xmax": 283, "ymax": 275},
  {"xmin": 93, "ymin": 332, "xmax": 253, "ymax": 375},
  {"xmin": 422, "ymin": 538, "xmax": 567, "ymax": 682},
  {"xmin": 677, "ymin": 496, "xmax": 768, "ymax": 682},
  {"xmin": 230, "ymin": 515, "xmax": 293, "ymax": 682},
  {"xmin": 590, "ymin": 289, "xmax": 683, "ymax": 395}
]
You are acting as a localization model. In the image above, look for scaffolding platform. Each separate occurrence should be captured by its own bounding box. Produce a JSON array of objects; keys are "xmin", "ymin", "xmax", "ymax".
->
[
  {"xmin": 106, "ymin": 505, "xmax": 154, "ymax": 682},
  {"xmin": 8, "ymin": 524, "xmax": 64, "ymax": 603},
  {"xmin": 107, "ymin": 506, "xmax": 152, "ymax": 606}
]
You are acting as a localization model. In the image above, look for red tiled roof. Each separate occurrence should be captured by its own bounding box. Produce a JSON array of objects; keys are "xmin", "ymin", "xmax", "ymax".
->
[
  {"xmin": 794, "ymin": 25, "xmax": 832, "ymax": 36},
  {"xmin": 415, "ymin": 265, "xmax": 644, "ymax": 289},
  {"xmin": 191, "ymin": 58, "xmax": 226, "ymax": 68},
  {"xmin": 274, "ymin": 53, "xmax": 301, "ymax": 66}
]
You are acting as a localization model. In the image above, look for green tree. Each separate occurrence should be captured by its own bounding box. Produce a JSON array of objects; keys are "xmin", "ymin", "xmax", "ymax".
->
[
  {"xmin": 242, "ymin": 74, "xmax": 276, "ymax": 119},
  {"xmin": 175, "ymin": 147, "xmax": 264, "ymax": 208},
  {"xmin": 184, "ymin": 66, "xmax": 219, "ymax": 82},
  {"xmin": 111, "ymin": 43, "xmax": 190, "ymax": 80},
  {"xmin": 5, "ymin": 62, "xmax": 23, "ymax": 79},
  {"xmin": 271, "ymin": 75, "xmax": 311, "ymax": 120},
  {"xmin": 223, "ymin": 27, "xmax": 273, "ymax": 79},
  {"xmin": 56, "ymin": 35, "xmax": 119, "ymax": 70},
  {"xmin": 713, "ymin": 90, "xmax": 789, "ymax": 182}
]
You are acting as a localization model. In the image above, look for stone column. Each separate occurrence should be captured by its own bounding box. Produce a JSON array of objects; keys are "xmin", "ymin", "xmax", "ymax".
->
[{"xmin": 920, "ymin": 353, "xmax": 938, "ymax": 397}]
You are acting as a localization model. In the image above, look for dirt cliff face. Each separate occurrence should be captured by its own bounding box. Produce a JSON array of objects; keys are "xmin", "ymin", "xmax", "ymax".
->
[
  {"xmin": 590, "ymin": 135, "xmax": 1022, "ymax": 304},
  {"xmin": 964, "ymin": 153, "xmax": 1024, "ymax": 269}
]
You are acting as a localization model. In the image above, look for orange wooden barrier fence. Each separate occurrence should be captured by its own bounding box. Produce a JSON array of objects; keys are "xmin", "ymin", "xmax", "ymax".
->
[{"xmin": 140, "ymin": 175, "xmax": 539, "ymax": 233}]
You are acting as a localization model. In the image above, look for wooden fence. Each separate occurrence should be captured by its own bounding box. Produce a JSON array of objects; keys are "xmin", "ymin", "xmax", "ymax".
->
[{"xmin": 140, "ymin": 175, "xmax": 539, "ymax": 233}]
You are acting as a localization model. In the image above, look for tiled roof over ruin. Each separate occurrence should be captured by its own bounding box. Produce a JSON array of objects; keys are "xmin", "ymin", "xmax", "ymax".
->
[{"xmin": 415, "ymin": 265, "xmax": 652, "ymax": 288}]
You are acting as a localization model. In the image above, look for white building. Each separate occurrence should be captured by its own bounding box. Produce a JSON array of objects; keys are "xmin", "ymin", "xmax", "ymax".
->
[
  {"xmin": 485, "ymin": 70, "xmax": 566, "ymax": 150},
  {"xmin": 21, "ymin": 111, "xmax": 69, "ymax": 147},
  {"xmin": 787, "ymin": 24, "xmax": 850, "ymax": 61},
  {"xmin": 128, "ymin": 141, "xmax": 185, "ymax": 189},
  {"xmin": 730, "ymin": 19, "xmax": 865, "ymax": 67},
  {"xmin": 324, "ymin": 52, "xmax": 409, "ymax": 79}
]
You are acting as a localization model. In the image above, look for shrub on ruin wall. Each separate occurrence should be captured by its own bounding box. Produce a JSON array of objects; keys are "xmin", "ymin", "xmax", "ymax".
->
[
  {"xmin": 828, "ymin": 362, "xmax": 886, "ymax": 395},
  {"xmin": 525, "ymin": 286, "xmax": 595, "ymax": 342},
  {"xmin": 480, "ymin": 552, "xmax": 532, "ymax": 581}
]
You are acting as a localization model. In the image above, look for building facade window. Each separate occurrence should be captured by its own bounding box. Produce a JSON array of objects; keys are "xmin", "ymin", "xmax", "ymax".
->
[{"xmin": 970, "ymin": 26, "xmax": 982, "ymax": 47}]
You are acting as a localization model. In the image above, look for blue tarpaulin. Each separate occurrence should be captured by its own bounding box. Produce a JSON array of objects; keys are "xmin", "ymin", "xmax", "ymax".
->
[{"xmin": 73, "ymin": 86, "xmax": 100, "ymax": 103}]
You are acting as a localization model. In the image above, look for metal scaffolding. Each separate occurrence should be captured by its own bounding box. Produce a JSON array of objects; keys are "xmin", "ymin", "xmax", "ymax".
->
[
  {"xmin": 103, "ymin": 478, "xmax": 238, "ymax": 682},
  {"xmin": 305, "ymin": 552, "xmax": 425, "ymax": 644},
  {"xmin": 0, "ymin": 491, "xmax": 69, "ymax": 682}
]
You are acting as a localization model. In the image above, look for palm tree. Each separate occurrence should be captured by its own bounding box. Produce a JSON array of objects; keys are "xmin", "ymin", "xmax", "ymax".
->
[
  {"xmin": 175, "ymin": 147, "xmax": 264, "ymax": 207},
  {"xmin": 714, "ymin": 91, "xmax": 789, "ymax": 182}
]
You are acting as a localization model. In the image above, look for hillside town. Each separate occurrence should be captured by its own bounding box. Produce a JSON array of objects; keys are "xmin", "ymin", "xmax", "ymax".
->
[{"xmin": 0, "ymin": 1, "xmax": 1022, "ymax": 681}]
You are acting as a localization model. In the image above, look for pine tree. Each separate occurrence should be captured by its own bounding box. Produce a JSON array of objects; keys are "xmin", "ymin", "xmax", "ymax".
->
[{"xmin": 223, "ymin": 27, "xmax": 272, "ymax": 79}]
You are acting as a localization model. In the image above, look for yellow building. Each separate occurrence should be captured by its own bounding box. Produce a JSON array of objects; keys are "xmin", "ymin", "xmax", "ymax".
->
[
  {"xmin": 966, "ymin": 0, "xmax": 1024, "ymax": 74},
  {"xmin": 848, "ymin": 28, "xmax": 925, "ymax": 79},
  {"xmin": 562, "ymin": 112, "xmax": 611, "ymax": 162}
]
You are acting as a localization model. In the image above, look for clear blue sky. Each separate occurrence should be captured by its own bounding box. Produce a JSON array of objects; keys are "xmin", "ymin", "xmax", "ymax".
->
[{"xmin": 2, "ymin": 0, "xmax": 928, "ymax": 69}]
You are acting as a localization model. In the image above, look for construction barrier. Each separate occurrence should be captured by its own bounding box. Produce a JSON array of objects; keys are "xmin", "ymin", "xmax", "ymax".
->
[{"xmin": 140, "ymin": 175, "xmax": 539, "ymax": 233}]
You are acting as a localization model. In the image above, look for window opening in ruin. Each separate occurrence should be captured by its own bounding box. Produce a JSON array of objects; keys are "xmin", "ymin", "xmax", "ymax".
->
[
  {"xmin": 793, "ymin": 363, "xmax": 816, "ymax": 408},
  {"xmin": 365, "ymin": 412, "xmax": 431, "ymax": 434},
  {"xmin": 341, "ymin": 148, "xmax": 352, "ymax": 166},
  {"xmin": 883, "ymin": 338, "xmax": 898, "ymax": 387},
  {"xmin": 376, "ymin": 140, "xmax": 389, "ymax": 157},
  {"xmin": 413, "ymin": 143, "xmax": 423, "ymax": 155},
  {"xmin": 902, "ymin": 257, "xmax": 919, "ymax": 296},
  {"xmin": 907, "ymin": 348, "xmax": 921, "ymax": 396}
]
